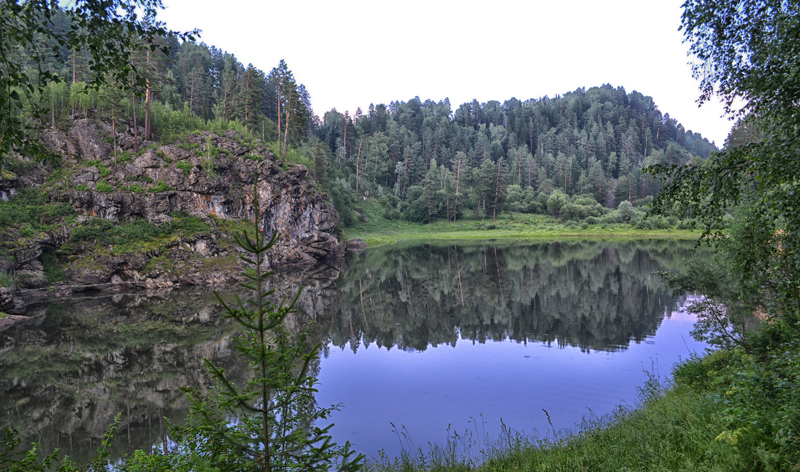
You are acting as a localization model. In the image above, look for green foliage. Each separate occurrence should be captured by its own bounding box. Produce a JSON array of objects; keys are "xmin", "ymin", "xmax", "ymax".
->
[
  {"xmin": 0, "ymin": 191, "xmax": 75, "ymax": 229},
  {"xmin": 19, "ymin": 223, "xmax": 34, "ymax": 238},
  {"xmin": 0, "ymin": 427, "xmax": 78, "ymax": 472},
  {"xmin": 175, "ymin": 161, "xmax": 193, "ymax": 175},
  {"xmin": 0, "ymin": 272, "xmax": 13, "ymax": 288},
  {"xmin": 123, "ymin": 184, "xmax": 144, "ymax": 193},
  {"xmin": 117, "ymin": 151, "xmax": 132, "ymax": 164},
  {"xmin": 0, "ymin": 1, "xmax": 194, "ymax": 173},
  {"xmin": 171, "ymin": 189, "xmax": 364, "ymax": 471},
  {"xmin": 75, "ymin": 183, "xmax": 89, "ymax": 191},
  {"xmin": 41, "ymin": 253, "xmax": 66, "ymax": 284},
  {"xmin": 127, "ymin": 174, "xmax": 153, "ymax": 183},
  {"xmin": 148, "ymin": 181, "xmax": 172, "ymax": 193},
  {"xmin": 169, "ymin": 211, "xmax": 211, "ymax": 235},
  {"xmin": 650, "ymin": 1, "xmax": 800, "ymax": 322},
  {"xmin": 616, "ymin": 200, "xmax": 635, "ymax": 223},
  {"xmin": 545, "ymin": 190, "xmax": 569, "ymax": 217},
  {"xmin": 95, "ymin": 181, "xmax": 114, "ymax": 192},
  {"xmin": 70, "ymin": 218, "xmax": 115, "ymax": 242},
  {"xmin": 70, "ymin": 214, "xmax": 210, "ymax": 247},
  {"xmin": 201, "ymin": 156, "xmax": 216, "ymax": 178}
]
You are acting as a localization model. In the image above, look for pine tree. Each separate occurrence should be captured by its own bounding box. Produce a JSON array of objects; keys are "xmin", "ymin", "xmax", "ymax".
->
[
  {"xmin": 242, "ymin": 64, "xmax": 264, "ymax": 134},
  {"xmin": 174, "ymin": 181, "xmax": 364, "ymax": 471}
]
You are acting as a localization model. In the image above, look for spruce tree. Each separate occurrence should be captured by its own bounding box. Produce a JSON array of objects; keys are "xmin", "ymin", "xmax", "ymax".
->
[{"xmin": 173, "ymin": 180, "xmax": 364, "ymax": 472}]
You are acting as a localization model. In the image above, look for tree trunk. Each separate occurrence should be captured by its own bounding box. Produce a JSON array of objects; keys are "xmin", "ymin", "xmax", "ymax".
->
[
  {"xmin": 283, "ymin": 104, "xmax": 290, "ymax": 159},
  {"xmin": 112, "ymin": 116, "xmax": 117, "ymax": 168},
  {"xmin": 277, "ymin": 82, "xmax": 282, "ymax": 157},
  {"xmin": 144, "ymin": 50, "xmax": 152, "ymax": 141},
  {"xmin": 493, "ymin": 162, "xmax": 503, "ymax": 222},
  {"xmin": 244, "ymin": 75, "xmax": 250, "ymax": 134},
  {"xmin": 355, "ymin": 138, "xmax": 363, "ymax": 192},
  {"xmin": 131, "ymin": 72, "xmax": 138, "ymax": 152},
  {"xmin": 454, "ymin": 157, "xmax": 461, "ymax": 223}
]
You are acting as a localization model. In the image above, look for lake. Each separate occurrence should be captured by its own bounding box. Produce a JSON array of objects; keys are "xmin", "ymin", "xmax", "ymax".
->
[{"xmin": 0, "ymin": 239, "xmax": 708, "ymax": 462}]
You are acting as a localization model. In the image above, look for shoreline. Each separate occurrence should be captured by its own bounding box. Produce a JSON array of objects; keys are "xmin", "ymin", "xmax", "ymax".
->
[{"xmin": 347, "ymin": 222, "xmax": 701, "ymax": 247}]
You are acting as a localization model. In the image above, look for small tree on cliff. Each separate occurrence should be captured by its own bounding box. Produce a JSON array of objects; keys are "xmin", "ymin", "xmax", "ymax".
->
[{"xmin": 172, "ymin": 180, "xmax": 364, "ymax": 472}]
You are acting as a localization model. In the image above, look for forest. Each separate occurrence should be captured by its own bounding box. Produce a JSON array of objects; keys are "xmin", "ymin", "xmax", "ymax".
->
[
  {"xmin": 5, "ymin": 1, "xmax": 800, "ymax": 471},
  {"xmin": 4, "ymin": 7, "xmax": 717, "ymax": 228}
]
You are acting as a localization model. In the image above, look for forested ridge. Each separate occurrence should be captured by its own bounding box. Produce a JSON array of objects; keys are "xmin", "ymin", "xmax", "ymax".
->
[{"xmin": 5, "ymin": 11, "xmax": 716, "ymax": 227}]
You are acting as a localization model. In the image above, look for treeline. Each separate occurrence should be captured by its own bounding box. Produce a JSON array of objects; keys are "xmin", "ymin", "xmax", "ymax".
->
[
  {"xmin": 314, "ymin": 86, "xmax": 717, "ymax": 225},
  {"xmin": 15, "ymin": 11, "xmax": 717, "ymax": 226},
  {"xmin": 325, "ymin": 240, "xmax": 696, "ymax": 353},
  {"xmin": 15, "ymin": 9, "xmax": 312, "ymax": 157}
]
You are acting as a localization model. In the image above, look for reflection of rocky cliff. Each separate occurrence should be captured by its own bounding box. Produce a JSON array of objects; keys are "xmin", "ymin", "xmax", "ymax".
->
[
  {"xmin": 0, "ymin": 288, "xmax": 240, "ymax": 463},
  {"xmin": 323, "ymin": 240, "xmax": 699, "ymax": 353},
  {"xmin": 0, "ymin": 264, "xmax": 341, "ymax": 464},
  {"xmin": 0, "ymin": 240, "xmax": 700, "ymax": 463}
]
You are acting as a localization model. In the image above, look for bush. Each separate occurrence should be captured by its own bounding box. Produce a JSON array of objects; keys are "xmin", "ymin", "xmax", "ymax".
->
[
  {"xmin": 148, "ymin": 181, "xmax": 171, "ymax": 193},
  {"xmin": 19, "ymin": 223, "xmax": 34, "ymax": 237},
  {"xmin": 175, "ymin": 161, "xmax": 193, "ymax": 175},
  {"xmin": 71, "ymin": 218, "xmax": 115, "ymax": 242},
  {"xmin": 122, "ymin": 184, "xmax": 143, "ymax": 193},
  {"xmin": 617, "ymin": 200, "xmax": 635, "ymax": 223},
  {"xmin": 95, "ymin": 181, "xmax": 114, "ymax": 192}
]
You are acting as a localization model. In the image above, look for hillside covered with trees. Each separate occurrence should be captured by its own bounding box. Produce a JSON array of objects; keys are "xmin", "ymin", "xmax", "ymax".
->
[{"xmin": 4, "ymin": 9, "xmax": 716, "ymax": 229}]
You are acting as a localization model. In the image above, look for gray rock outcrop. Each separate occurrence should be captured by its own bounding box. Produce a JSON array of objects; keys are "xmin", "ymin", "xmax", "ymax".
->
[{"xmin": 1, "ymin": 121, "xmax": 348, "ymax": 308}]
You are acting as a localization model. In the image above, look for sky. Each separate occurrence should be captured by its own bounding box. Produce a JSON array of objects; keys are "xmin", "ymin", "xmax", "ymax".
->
[{"xmin": 158, "ymin": 0, "xmax": 733, "ymax": 147}]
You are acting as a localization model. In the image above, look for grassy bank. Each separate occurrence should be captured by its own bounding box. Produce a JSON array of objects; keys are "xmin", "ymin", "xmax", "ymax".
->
[
  {"xmin": 364, "ymin": 314, "xmax": 800, "ymax": 472},
  {"xmin": 366, "ymin": 344, "xmax": 798, "ymax": 472},
  {"xmin": 346, "ymin": 211, "xmax": 700, "ymax": 247}
]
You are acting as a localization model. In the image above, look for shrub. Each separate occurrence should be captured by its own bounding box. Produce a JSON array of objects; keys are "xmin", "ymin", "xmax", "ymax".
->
[
  {"xmin": 617, "ymin": 200, "xmax": 635, "ymax": 223},
  {"xmin": 95, "ymin": 181, "xmax": 114, "ymax": 192},
  {"xmin": 148, "ymin": 181, "xmax": 171, "ymax": 193},
  {"xmin": 19, "ymin": 223, "xmax": 34, "ymax": 237},
  {"xmin": 175, "ymin": 161, "xmax": 193, "ymax": 175},
  {"xmin": 71, "ymin": 218, "xmax": 115, "ymax": 242},
  {"xmin": 123, "ymin": 184, "xmax": 143, "ymax": 193}
]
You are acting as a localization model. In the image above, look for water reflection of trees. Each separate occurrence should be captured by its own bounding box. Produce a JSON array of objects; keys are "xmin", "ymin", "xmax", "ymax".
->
[
  {"xmin": 0, "ymin": 240, "xmax": 702, "ymax": 462},
  {"xmin": 323, "ymin": 240, "xmax": 699, "ymax": 353}
]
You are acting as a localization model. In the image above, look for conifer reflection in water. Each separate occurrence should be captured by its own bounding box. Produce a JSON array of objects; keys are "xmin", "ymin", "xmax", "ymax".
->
[
  {"xmin": 315, "ymin": 239, "xmax": 708, "ymax": 458},
  {"xmin": 0, "ymin": 240, "xmax": 707, "ymax": 462},
  {"xmin": 324, "ymin": 239, "xmax": 698, "ymax": 352}
]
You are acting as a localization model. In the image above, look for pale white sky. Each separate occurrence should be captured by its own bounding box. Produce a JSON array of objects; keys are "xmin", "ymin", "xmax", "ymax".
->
[{"xmin": 159, "ymin": 0, "xmax": 733, "ymax": 147}]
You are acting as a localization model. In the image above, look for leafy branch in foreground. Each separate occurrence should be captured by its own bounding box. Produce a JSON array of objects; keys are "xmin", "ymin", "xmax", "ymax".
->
[
  {"xmin": 647, "ymin": 1, "xmax": 800, "ymax": 324},
  {"xmin": 172, "ymin": 180, "xmax": 364, "ymax": 471},
  {"xmin": 0, "ymin": 0, "xmax": 196, "ymax": 171}
]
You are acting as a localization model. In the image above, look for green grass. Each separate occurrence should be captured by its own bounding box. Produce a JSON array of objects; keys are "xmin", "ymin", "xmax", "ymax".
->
[
  {"xmin": 347, "ymin": 212, "xmax": 700, "ymax": 247},
  {"xmin": 364, "ymin": 357, "xmax": 737, "ymax": 472},
  {"xmin": 366, "ymin": 335, "xmax": 800, "ymax": 472}
]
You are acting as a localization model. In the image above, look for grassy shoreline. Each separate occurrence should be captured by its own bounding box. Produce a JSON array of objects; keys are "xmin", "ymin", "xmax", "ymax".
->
[
  {"xmin": 366, "ymin": 348, "xmax": 779, "ymax": 472},
  {"xmin": 345, "ymin": 213, "xmax": 700, "ymax": 247}
]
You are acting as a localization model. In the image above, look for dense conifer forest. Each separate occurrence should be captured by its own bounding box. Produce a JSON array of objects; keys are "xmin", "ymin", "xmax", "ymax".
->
[{"xmin": 6, "ymin": 15, "xmax": 717, "ymax": 227}]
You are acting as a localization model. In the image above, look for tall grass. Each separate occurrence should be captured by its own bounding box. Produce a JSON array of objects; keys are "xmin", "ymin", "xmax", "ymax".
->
[{"xmin": 365, "ymin": 347, "xmax": 800, "ymax": 471}]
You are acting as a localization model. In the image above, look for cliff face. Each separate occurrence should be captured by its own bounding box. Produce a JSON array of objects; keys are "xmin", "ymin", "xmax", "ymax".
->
[{"xmin": 1, "ymin": 119, "xmax": 345, "ymax": 310}]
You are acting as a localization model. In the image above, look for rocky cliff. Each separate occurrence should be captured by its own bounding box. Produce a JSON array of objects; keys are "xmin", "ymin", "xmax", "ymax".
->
[{"xmin": 0, "ymin": 119, "xmax": 346, "ymax": 313}]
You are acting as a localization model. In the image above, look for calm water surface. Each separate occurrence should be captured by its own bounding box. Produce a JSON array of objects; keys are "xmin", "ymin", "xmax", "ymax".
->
[{"xmin": 0, "ymin": 239, "xmax": 707, "ymax": 461}]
